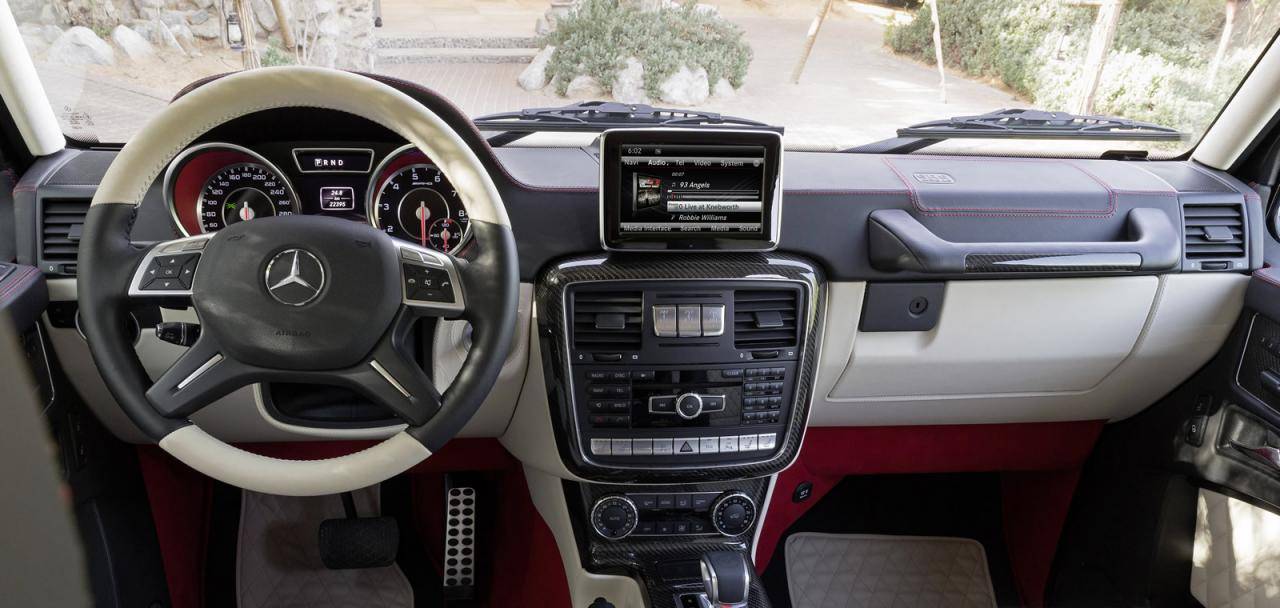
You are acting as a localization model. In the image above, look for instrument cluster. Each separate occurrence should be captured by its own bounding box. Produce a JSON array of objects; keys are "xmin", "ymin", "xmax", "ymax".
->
[{"xmin": 164, "ymin": 142, "xmax": 471, "ymax": 254}]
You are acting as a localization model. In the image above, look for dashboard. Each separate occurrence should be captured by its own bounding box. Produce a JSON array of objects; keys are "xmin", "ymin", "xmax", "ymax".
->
[{"xmin": 163, "ymin": 141, "xmax": 472, "ymax": 254}]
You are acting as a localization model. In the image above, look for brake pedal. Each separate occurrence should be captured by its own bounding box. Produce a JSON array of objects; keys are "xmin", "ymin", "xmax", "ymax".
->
[
  {"xmin": 318, "ymin": 491, "xmax": 399, "ymax": 570},
  {"xmin": 443, "ymin": 482, "xmax": 478, "ymax": 600}
]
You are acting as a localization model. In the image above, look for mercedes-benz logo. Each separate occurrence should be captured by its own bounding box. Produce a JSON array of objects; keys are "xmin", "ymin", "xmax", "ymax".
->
[{"xmin": 264, "ymin": 249, "xmax": 325, "ymax": 306}]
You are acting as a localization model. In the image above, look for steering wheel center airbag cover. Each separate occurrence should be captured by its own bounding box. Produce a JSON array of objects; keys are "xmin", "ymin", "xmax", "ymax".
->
[{"xmin": 193, "ymin": 215, "xmax": 400, "ymax": 370}]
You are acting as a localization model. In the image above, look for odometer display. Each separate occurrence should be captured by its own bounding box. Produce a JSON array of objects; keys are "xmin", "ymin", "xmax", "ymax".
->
[
  {"xmin": 198, "ymin": 163, "xmax": 296, "ymax": 233},
  {"xmin": 370, "ymin": 163, "xmax": 470, "ymax": 253}
]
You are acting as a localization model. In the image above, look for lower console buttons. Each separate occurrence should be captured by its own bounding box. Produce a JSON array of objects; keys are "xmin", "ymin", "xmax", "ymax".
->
[
  {"xmin": 591, "ymin": 495, "xmax": 639, "ymax": 540},
  {"xmin": 710, "ymin": 492, "xmax": 757, "ymax": 536}
]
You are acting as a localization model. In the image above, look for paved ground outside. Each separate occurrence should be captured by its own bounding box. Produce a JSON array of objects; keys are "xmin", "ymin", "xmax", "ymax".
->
[{"xmin": 29, "ymin": 0, "xmax": 1020, "ymax": 149}]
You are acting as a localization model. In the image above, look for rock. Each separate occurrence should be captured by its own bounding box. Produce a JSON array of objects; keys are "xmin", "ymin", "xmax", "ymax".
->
[
  {"xmin": 131, "ymin": 19, "xmax": 188, "ymax": 56},
  {"xmin": 694, "ymin": 3, "xmax": 719, "ymax": 16},
  {"xmin": 40, "ymin": 24, "xmax": 63, "ymax": 43},
  {"xmin": 612, "ymin": 57, "xmax": 649, "ymax": 104},
  {"xmin": 159, "ymin": 9, "xmax": 186, "ymax": 25},
  {"xmin": 711, "ymin": 78, "xmax": 735, "ymax": 100},
  {"xmin": 37, "ymin": 4, "xmax": 58, "ymax": 24},
  {"xmin": 189, "ymin": 14, "xmax": 221, "ymax": 39},
  {"xmin": 168, "ymin": 22, "xmax": 201, "ymax": 56},
  {"xmin": 534, "ymin": 15, "xmax": 553, "ymax": 36},
  {"xmin": 9, "ymin": 0, "xmax": 42, "ymax": 22},
  {"xmin": 518, "ymin": 46, "xmax": 555, "ymax": 91},
  {"xmin": 48, "ymin": 26, "xmax": 116, "ymax": 66},
  {"xmin": 250, "ymin": 0, "xmax": 278, "ymax": 32},
  {"xmin": 318, "ymin": 13, "xmax": 342, "ymax": 37},
  {"xmin": 191, "ymin": 0, "xmax": 214, "ymax": 9},
  {"xmin": 20, "ymin": 24, "xmax": 51, "ymax": 55},
  {"xmin": 112, "ymin": 24, "xmax": 156, "ymax": 62},
  {"xmin": 187, "ymin": 9, "xmax": 211, "ymax": 25},
  {"xmin": 309, "ymin": 38, "xmax": 339, "ymax": 68},
  {"xmin": 658, "ymin": 65, "xmax": 709, "ymax": 106},
  {"xmin": 131, "ymin": 0, "xmax": 162, "ymax": 15},
  {"xmin": 565, "ymin": 74, "xmax": 604, "ymax": 99}
]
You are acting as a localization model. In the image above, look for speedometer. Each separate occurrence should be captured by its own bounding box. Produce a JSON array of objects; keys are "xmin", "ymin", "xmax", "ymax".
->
[
  {"xmin": 370, "ymin": 162, "xmax": 470, "ymax": 253},
  {"xmin": 198, "ymin": 163, "xmax": 297, "ymax": 233}
]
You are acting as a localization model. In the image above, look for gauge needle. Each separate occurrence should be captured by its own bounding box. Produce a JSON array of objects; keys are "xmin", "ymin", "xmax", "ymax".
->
[
  {"xmin": 441, "ymin": 222, "xmax": 451, "ymax": 250},
  {"xmin": 419, "ymin": 202, "xmax": 427, "ymax": 247}
]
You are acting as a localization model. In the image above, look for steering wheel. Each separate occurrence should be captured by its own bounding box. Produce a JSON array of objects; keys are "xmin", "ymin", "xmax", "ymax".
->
[{"xmin": 76, "ymin": 67, "xmax": 519, "ymax": 496}]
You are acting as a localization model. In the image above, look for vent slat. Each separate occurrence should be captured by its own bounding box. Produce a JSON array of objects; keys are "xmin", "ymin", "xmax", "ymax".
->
[
  {"xmin": 1184, "ymin": 203, "xmax": 1245, "ymax": 261},
  {"xmin": 572, "ymin": 290, "xmax": 643, "ymax": 352},
  {"xmin": 40, "ymin": 198, "xmax": 90, "ymax": 270},
  {"xmin": 733, "ymin": 289, "xmax": 799, "ymax": 350}
]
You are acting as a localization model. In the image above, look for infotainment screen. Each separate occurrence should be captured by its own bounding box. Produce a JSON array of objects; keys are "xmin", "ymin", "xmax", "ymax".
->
[{"xmin": 600, "ymin": 129, "xmax": 782, "ymax": 251}]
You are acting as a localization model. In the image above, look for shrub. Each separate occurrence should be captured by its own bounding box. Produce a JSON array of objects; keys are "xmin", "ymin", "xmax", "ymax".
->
[
  {"xmin": 543, "ymin": 0, "xmax": 752, "ymax": 97},
  {"xmin": 884, "ymin": 0, "xmax": 1264, "ymax": 138},
  {"xmin": 261, "ymin": 43, "xmax": 296, "ymax": 67}
]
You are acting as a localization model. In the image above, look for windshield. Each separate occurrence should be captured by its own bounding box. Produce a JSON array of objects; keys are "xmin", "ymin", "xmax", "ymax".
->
[{"xmin": 12, "ymin": 0, "xmax": 1280, "ymax": 155}]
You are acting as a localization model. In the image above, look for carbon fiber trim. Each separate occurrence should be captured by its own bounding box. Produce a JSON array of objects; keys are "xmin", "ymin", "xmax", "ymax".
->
[
  {"xmin": 566, "ymin": 479, "xmax": 773, "ymax": 608},
  {"xmin": 535, "ymin": 253, "xmax": 825, "ymax": 483},
  {"xmin": 964, "ymin": 253, "xmax": 1139, "ymax": 273}
]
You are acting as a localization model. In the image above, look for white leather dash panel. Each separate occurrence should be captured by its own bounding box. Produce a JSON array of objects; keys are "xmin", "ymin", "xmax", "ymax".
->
[
  {"xmin": 1191, "ymin": 489, "xmax": 1280, "ymax": 608},
  {"xmin": 237, "ymin": 488, "xmax": 412, "ymax": 608},
  {"xmin": 785, "ymin": 533, "xmax": 996, "ymax": 608}
]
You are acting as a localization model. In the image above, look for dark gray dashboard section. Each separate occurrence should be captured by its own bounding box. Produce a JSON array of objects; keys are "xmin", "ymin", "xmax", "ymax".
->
[{"xmin": 12, "ymin": 77, "xmax": 1263, "ymax": 283}]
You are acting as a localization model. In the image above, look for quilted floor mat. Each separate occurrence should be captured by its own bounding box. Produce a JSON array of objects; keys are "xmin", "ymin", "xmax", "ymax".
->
[
  {"xmin": 237, "ymin": 488, "xmax": 413, "ymax": 608},
  {"xmin": 785, "ymin": 533, "xmax": 997, "ymax": 608}
]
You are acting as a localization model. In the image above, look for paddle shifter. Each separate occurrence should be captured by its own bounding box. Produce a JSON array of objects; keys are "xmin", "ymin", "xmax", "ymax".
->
[{"xmin": 698, "ymin": 551, "xmax": 752, "ymax": 608}]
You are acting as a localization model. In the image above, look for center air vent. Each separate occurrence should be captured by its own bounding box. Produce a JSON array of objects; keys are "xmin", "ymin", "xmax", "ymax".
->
[
  {"xmin": 572, "ymin": 290, "xmax": 643, "ymax": 352},
  {"xmin": 1184, "ymin": 203, "xmax": 1245, "ymax": 260},
  {"xmin": 41, "ymin": 198, "xmax": 91, "ymax": 275},
  {"xmin": 734, "ymin": 288, "xmax": 800, "ymax": 350}
]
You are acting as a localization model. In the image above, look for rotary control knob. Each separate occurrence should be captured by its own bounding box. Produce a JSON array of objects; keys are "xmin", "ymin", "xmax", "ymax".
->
[
  {"xmin": 710, "ymin": 492, "xmax": 757, "ymax": 537},
  {"xmin": 675, "ymin": 392, "xmax": 704, "ymax": 420},
  {"xmin": 590, "ymin": 495, "xmax": 639, "ymax": 540}
]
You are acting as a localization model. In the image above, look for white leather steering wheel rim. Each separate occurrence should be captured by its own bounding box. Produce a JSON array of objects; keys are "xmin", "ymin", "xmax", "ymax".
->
[{"xmin": 89, "ymin": 67, "xmax": 511, "ymax": 496}]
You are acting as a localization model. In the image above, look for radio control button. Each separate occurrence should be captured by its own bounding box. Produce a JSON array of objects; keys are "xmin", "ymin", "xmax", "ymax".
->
[
  {"xmin": 653, "ymin": 305, "xmax": 678, "ymax": 337},
  {"xmin": 653, "ymin": 439, "xmax": 674, "ymax": 455},
  {"xmin": 631, "ymin": 370, "xmax": 656, "ymax": 381},
  {"xmin": 648, "ymin": 395, "xmax": 677, "ymax": 414},
  {"xmin": 721, "ymin": 368, "xmax": 743, "ymax": 379},
  {"xmin": 590, "ymin": 438, "xmax": 612, "ymax": 455},
  {"xmin": 675, "ymin": 438, "xmax": 700, "ymax": 454},
  {"xmin": 701, "ymin": 305, "xmax": 725, "ymax": 337},
  {"xmin": 611, "ymin": 439, "xmax": 633, "ymax": 455},
  {"xmin": 699, "ymin": 437, "xmax": 720, "ymax": 453},
  {"xmin": 702, "ymin": 395, "xmax": 726, "ymax": 412},
  {"xmin": 677, "ymin": 305, "xmax": 702, "ymax": 337},
  {"xmin": 719, "ymin": 436, "xmax": 739, "ymax": 452},
  {"xmin": 676, "ymin": 393, "xmax": 704, "ymax": 419},
  {"xmin": 758, "ymin": 433, "xmax": 778, "ymax": 450}
]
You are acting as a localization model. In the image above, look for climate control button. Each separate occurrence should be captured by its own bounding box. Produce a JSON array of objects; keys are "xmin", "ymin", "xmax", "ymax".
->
[
  {"xmin": 591, "ymin": 495, "xmax": 639, "ymax": 540},
  {"xmin": 710, "ymin": 492, "xmax": 757, "ymax": 536}
]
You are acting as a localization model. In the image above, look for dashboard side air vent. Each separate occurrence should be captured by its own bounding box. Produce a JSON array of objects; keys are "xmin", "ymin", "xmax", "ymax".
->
[
  {"xmin": 734, "ymin": 288, "xmax": 800, "ymax": 350},
  {"xmin": 40, "ymin": 198, "xmax": 91, "ymax": 275},
  {"xmin": 1183, "ymin": 202, "xmax": 1245, "ymax": 266},
  {"xmin": 572, "ymin": 290, "xmax": 643, "ymax": 352}
]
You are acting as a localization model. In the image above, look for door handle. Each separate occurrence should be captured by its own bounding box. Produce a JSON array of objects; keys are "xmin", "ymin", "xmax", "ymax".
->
[{"xmin": 1229, "ymin": 440, "xmax": 1280, "ymax": 472}]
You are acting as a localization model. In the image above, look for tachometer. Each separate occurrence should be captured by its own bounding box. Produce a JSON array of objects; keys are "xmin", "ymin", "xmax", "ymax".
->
[
  {"xmin": 198, "ymin": 163, "xmax": 297, "ymax": 233},
  {"xmin": 369, "ymin": 162, "xmax": 470, "ymax": 253}
]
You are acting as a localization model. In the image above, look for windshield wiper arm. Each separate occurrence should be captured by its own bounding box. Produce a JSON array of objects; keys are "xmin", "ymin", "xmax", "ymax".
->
[
  {"xmin": 846, "ymin": 108, "xmax": 1185, "ymax": 154},
  {"xmin": 473, "ymin": 101, "xmax": 783, "ymax": 146}
]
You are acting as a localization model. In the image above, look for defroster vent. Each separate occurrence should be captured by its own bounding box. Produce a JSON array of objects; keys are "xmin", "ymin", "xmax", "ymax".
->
[
  {"xmin": 572, "ymin": 290, "xmax": 643, "ymax": 352},
  {"xmin": 734, "ymin": 288, "xmax": 800, "ymax": 350}
]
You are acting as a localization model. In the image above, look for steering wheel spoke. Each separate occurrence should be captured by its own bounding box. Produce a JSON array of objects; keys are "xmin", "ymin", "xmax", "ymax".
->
[
  {"xmin": 349, "ymin": 310, "xmax": 443, "ymax": 425},
  {"xmin": 396, "ymin": 243, "xmax": 466, "ymax": 317},
  {"xmin": 145, "ymin": 333, "xmax": 247, "ymax": 418},
  {"xmin": 128, "ymin": 234, "xmax": 213, "ymax": 300}
]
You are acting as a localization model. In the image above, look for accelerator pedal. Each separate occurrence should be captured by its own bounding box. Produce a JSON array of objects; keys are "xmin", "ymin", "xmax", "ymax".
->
[{"xmin": 443, "ymin": 478, "xmax": 479, "ymax": 601}]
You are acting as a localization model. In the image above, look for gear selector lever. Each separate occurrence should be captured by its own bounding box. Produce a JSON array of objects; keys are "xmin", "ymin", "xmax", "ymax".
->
[{"xmin": 699, "ymin": 551, "xmax": 752, "ymax": 608}]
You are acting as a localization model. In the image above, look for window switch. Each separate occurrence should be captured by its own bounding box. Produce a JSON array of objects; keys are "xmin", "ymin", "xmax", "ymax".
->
[{"xmin": 1186, "ymin": 416, "xmax": 1208, "ymax": 447}]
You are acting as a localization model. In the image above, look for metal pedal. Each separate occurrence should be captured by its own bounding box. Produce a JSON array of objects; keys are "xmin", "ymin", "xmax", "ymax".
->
[{"xmin": 443, "ymin": 481, "xmax": 478, "ymax": 600}]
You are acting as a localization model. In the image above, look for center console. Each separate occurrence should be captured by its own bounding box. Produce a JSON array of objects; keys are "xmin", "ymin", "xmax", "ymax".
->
[{"xmin": 537, "ymin": 128, "xmax": 815, "ymax": 608}]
